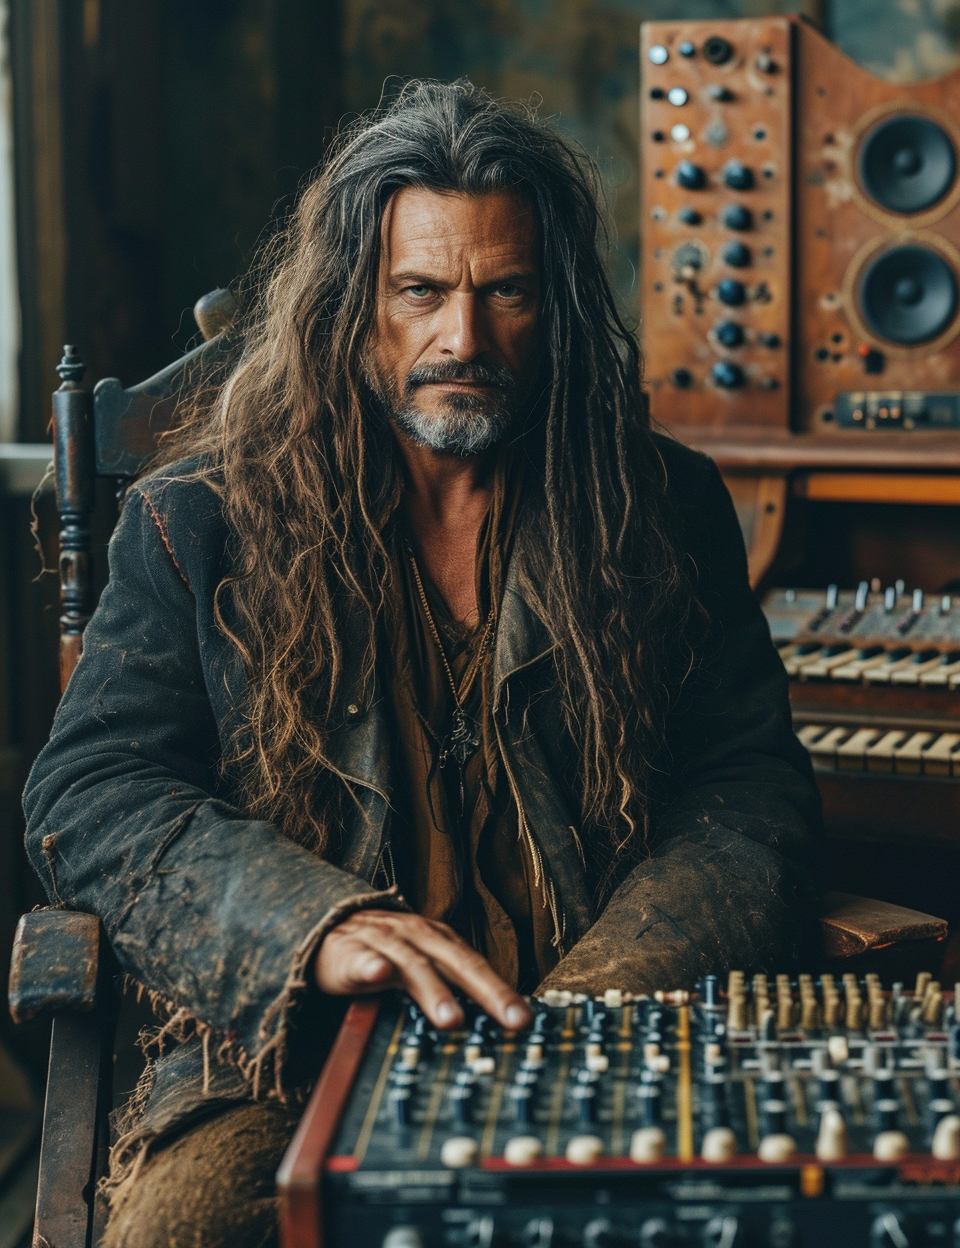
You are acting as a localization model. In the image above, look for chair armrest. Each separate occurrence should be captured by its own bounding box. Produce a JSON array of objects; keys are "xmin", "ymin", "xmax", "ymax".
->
[
  {"xmin": 820, "ymin": 891, "xmax": 948, "ymax": 959},
  {"xmin": 8, "ymin": 910, "xmax": 101, "ymax": 1024}
]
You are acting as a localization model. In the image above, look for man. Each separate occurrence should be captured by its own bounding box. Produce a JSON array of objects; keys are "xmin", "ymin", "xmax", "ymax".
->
[{"xmin": 24, "ymin": 81, "xmax": 821, "ymax": 1246}]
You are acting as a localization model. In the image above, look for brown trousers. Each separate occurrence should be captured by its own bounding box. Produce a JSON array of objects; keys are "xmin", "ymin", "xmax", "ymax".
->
[{"xmin": 102, "ymin": 1101, "xmax": 299, "ymax": 1248}]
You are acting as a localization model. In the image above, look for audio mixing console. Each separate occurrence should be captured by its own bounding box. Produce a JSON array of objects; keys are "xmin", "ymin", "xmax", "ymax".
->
[{"xmin": 280, "ymin": 974, "xmax": 960, "ymax": 1247}]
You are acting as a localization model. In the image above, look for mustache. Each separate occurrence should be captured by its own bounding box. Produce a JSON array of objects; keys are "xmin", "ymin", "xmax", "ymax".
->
[{"xmin": 404, "ymin": 361, "xmax": 517, "ymax": 393}]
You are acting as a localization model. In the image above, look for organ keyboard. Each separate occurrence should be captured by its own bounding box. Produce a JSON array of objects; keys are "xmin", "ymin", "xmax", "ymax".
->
[{"xmin": 761, "ymin": 584, "xmax": 960, "ymax": 842}]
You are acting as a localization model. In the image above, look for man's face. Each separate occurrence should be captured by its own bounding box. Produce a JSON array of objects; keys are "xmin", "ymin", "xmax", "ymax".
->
[{"xmin": 367, "ymin": 187, "xmax": 541, "ymax": 455}]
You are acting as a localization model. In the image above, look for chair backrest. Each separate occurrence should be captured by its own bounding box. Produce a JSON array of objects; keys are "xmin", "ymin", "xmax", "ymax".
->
[{"xmin": 52, "ymin": 289, "xmax": 237, "ymax": 691}]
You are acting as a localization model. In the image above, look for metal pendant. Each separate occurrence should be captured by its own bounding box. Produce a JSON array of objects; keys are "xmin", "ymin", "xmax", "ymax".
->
[{"xmin": 443, "ymin": 708, "xmax": 481, "ymax": 768}]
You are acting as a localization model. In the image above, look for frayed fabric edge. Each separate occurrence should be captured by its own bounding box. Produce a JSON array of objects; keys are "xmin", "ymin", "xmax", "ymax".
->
[{"xmin": 100, "ymin": 884, "xmax": 407, "ymax": 1206}]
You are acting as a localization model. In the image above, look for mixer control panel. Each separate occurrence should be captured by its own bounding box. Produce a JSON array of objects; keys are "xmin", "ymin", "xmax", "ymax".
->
[{"xmin": 316, "ymin": 976, "xmax": 960, "ymax": 1247}]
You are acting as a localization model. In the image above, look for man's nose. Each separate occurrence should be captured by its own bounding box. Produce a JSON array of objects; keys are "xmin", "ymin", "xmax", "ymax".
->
[{"xmin": 437, "ymin": 294, "xmax": 490, "ymax": 360}]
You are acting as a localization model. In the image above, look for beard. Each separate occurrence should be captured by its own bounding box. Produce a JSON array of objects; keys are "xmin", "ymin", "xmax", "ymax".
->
[{"xmin": 364, "ymin": 358, "xmax": 523, "ymax": 455}]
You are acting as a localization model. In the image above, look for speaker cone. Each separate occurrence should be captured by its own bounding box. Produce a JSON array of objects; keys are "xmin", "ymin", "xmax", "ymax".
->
[
  {"xmin": 858, "ymin": 115, "xmax": 956, "ymax": 214},
  {"xmin": 858, "ymin": 244, "xmax": 958, "ymax": 345}
]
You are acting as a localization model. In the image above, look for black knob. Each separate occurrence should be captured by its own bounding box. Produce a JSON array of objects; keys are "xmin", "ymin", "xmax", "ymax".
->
[
  {"xmin": 573, "ymin": 1082, "xmax": 598, "ymax": 1124},
  {"xmin": 721, "ymin": 204, "xmax": 753, "ymax": 231},
  {"xmin": 510, "ymin": 1084, "xmax": 534, "ymax": 1123},
  {"xmin": 638, "ymin": 1079, "xmax": 663, "ymax": 1125},
  {"xmin": 703, "ymin": 36, "xmax": 734, "ymax": 65},
  {"xmin": 870, "ymin": 1213, "xmax": 913, "ymax": 1248},
  {"xmin": 715, "ymin": 320, "xmax": 745, "ymax": 347},
  {"xmin": 723, "ymin": 241, "xmax": 751, "ymax": 267},
  {"xmin": 389, "ymin": 1086, "xmax": 412, "ymax": 1127},
  {"xmin": 678, "ymin": 206, "xmax": 701, "ymax": 225},
  {"xmin": 676, "ymin": 160, "xmax": 706, "ymax": 190},
  {"xmin": 703, "ymin": 1216, "xmax": 741, "ymax": 1248},
  {"xmin": 768, "ymin": 1219, "xmax": 798, "ymax": 1248},
  {"xmin": 716, "ymin": 278, "xmax": 746, "ymax": 306},
  {"xmin": 759, "ymin": 332, "xmax": 780, "ymax": 347},
  {"xmin": 712, "ymin": 361, "xmax": 745, "ymax": 389},
  {"xmin": 640, "ymin": 1220, "xmax": 675, "ymax": 1248},
  {"xmin": 723, "ymin": 160, "xmax": 754, "ymax": 190},
  {"xmin": 671, "ymin": 367, "xmax": 693, "ymax": 389}
]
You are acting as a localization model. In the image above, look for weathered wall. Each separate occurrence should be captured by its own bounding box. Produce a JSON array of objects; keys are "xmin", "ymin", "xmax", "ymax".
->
[{"xmin": 341, "ymin": 0, "xmax": 960, "ymax": 318}]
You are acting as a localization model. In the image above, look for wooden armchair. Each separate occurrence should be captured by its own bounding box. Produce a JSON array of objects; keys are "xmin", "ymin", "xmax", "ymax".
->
[{"xmin": 6, "ymin": 296, "xmax": 951, "ymax": 1246}]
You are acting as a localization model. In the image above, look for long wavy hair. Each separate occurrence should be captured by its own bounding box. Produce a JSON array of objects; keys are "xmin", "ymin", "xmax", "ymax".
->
[{"xmin": 153, "ymin": 80, "xmax": 697, "ymax": 901}]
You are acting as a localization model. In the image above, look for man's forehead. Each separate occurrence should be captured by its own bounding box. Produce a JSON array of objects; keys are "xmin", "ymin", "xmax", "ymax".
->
[{"xmin": 380, "ymin": 187, "xmax": 538, "ymax": 270}]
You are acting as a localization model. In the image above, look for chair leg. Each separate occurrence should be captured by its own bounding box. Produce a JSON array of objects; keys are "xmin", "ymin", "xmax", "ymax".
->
[{"xmin": 34, "ymin": 1009, "xmax": 112, "ymax": 1248}]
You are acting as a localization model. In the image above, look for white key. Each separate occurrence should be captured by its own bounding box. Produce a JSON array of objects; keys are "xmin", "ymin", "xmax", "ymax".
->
[
  {"xmin": 797, "ymin": 648, "xmax": 859, "ymax": 680},
  {"xmin": 894, "ymin": 732, "xmax": 935, "ymax": 775},
  {"xmin": 783, "ymin": 646, "xmax": 823, "ymax": 677},
  {"xmin": 865, "ymin": 730, "xmax": 909, "ymax": 773},
  {"xmin": 922, "ymin": 657, "xmax": 960, "ymax": 686},
  {"xmin": 836, "ymin": 728, "xmax": 882, "ymax": 771},
  {"xmin": 922, "ymin": 733, "xmax": 960, "ymax": 777},
  {"xmin": 891, "ymin": 653, "xmax": 949, "ymax": 684},
  {"xmin": 807, "ymin": 726, "xmax": 852, "ymax": 769},
  {"xmin": 796, "ymin": 724, "xmax": 828, "ymax": 748},
  {"xmin": 865, "ymin": 653, "xmax": 919, "ymax": 684},
  {"xmin": 830, "ymin": 651, "xmax": 895, "ymax": 682}
]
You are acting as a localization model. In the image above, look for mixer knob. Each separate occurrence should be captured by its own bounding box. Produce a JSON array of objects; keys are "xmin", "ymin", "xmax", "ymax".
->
[
  {"xmin": 678, "ymin": 206, "xmax": 702, "ymax": 225},
  {"xmin": 715, "ymin": 320, "xmax": 745, "ymax": 347},
  {"xmin": 523, "ymin": 1218, "xmax": 555, "ymax": 1248},
  {"xmin": 759, "ymin": 332, "xmax": 781, "ymax": 347},
  {"xmin": 389, "ymin": 1085, "xmax": 413, "ymax": 1127},
  {"xmin": 721, "ymin": 204, "xmax": 753, "ymax": 231},
  {"xmin": 382, "ymin": 1229, "xmax": 425, "ymax": 1248},
  {"xmin": 722, "ymin": 242, "xmax": 751, "ymax": 267},
  {"xmin": 462, "ymin": 1216, "xmax": 500, "ymax": 1248},
  {"xmin": 703, "ymin": 35, "xmax": 734, "ymax": 65},
  {"xmin": 768, "ymin": 1219, "xmax": 798, "ymax": 1248},
  {"xmin": 703, "ymin": 1216, "xmax": 742, "ymax": 1248},
  {"xmin": 639, "ymin": 1219, "xmax": 676, "ymax": 1248},
  {"xmin": 711, "ymin": 361, "xmax": 745, "ymax": 389},
  {"xmin": 679, "ymin": 41, "xmax": 695, "ymax": 57},
  {"xmin": 676, "ymin": 160, "xmax": 706, "ymax": 190},
  {"xmin": 870, "ymin": 1212, "xmax": 915, "ymax": 1248},
  {"xmin": 723, "ymin": 160, "xmax": 754, "ymax": 190},
  {"xmin": 716, "ymin": 278, "xmax": 746, "ymax": 306},
  {"xmin": 706, "ymin": 84, "xmax": 733, "ymax": 102},
  {"xmin": 583, "ymin": 1219, "xmax": 627, "ymax": 1248}
]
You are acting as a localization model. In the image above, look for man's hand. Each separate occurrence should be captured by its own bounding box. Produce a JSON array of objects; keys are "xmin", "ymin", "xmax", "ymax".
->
[{"xmin": 315, "ymin": 909, "xmax": 531, "ymax": 1031}]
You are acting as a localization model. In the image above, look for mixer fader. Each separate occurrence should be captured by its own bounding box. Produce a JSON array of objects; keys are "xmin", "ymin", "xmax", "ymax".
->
[{"xmin": 298, "ymin": 974, "xmax": 960, "ymax": 1247}]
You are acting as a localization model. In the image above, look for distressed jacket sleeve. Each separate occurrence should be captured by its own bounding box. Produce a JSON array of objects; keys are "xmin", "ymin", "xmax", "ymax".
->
[
  {"xmin": 540, "ymin": 454, "xmax": 823, "ymax": 994},
  {"xmin": 22, "ymin": 486, "xmax": 403, "ymax": 1095}
]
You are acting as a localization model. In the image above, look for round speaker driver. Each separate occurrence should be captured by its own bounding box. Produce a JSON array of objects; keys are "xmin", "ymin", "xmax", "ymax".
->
[
  {"xmin": 858, "ymin": 115, "xmax": 956, "ymax": 214},
  {"xmin": 859, "ymin": 244, "xmax": 958, "ymax": 344}
]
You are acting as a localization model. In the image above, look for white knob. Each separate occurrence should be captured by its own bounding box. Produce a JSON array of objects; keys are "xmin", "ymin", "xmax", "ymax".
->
[
  {"xmin": 504, "ymin": 1135, "xmax": 543, "ymax": 1166},
  {"xmin": 603, "ymin": 988, "xmax": 624, "ymax": 1008},
  {"xmin": 382, "ymin": 1229, "xmax": 425, "ymax": 1248},
  {"xmin": 440, "ymin": 1136, "xmax": 478, "ymax": 1168},
  {"xmin": 758, "ymin": 1133, "xmax": 796, "ymax": 1163},
  {"xmin": 471, "ymin": 1056, "xmax": 496, "ymax": 1075},
  {"xmin": 701, "ymin": 1127, "xmax": 737, "ymax": 1163},
  {"xmin": 827, "ymin": 1035, "xmax": 849, "ymax": 1065},
  {"xmin": 815, "ymin": 1107, "xmax": 847, "ymax": 1161},
  {"xmin": 566, "ymin": 1134, "xmax": 604, "ymax": 1165},
  {"xmin": 629, "ymin": 1128, "xmax": 669, "ymax": 1163},
  {"xmin": 630, "ymin": 1126, "xmax": 666, "ymax": 1163},
  {"xmin": 585, "ymin": 1052, "xmax": 610, "ymax": 1073},
  {"xmin": 932, "ymin": 1114, "xmax": 960, "ymax": 1160},
  {"xmin": 873, "ymin": 1130, "xmax": 910, "ymax": 1161}
]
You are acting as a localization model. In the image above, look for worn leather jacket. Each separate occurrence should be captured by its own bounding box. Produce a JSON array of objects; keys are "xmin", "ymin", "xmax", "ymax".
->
[{"xmin": 23, "ymin": 434, "xmax": 822, "ymax": 1124}]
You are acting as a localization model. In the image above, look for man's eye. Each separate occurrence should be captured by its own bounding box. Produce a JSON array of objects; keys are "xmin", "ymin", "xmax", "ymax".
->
[
  {"xmin": 494, "ymin": 284, "xmax": 522, "ymax": 298},
  {"xmin": 406, "ymin": 285, "xmax": 432, "ymax": 298}
]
